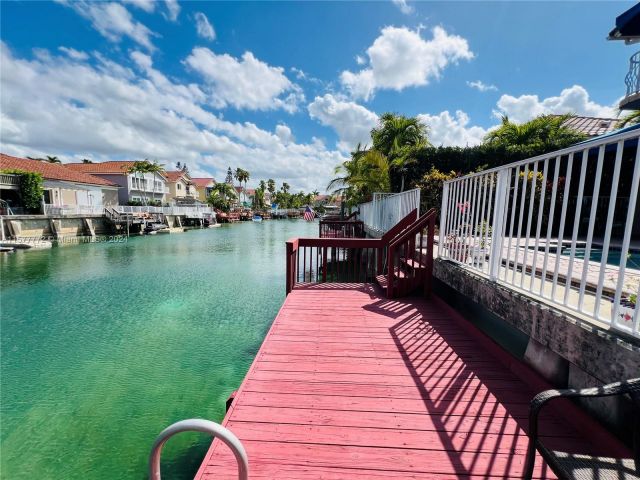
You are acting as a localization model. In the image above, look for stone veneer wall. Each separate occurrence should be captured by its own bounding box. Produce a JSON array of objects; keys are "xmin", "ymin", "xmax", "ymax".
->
[{"xmin": 433, "ymin": 257, "xmax": 640, "ymax": 443}]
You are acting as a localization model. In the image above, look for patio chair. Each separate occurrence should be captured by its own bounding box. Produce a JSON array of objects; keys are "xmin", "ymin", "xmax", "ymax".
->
[{"xmin": 523, "ymin": 377, "xmax": 640, "ymax": 480}]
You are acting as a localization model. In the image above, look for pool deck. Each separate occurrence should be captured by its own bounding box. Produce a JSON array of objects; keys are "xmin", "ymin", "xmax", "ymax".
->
[{"xmin": 194, "ymin": 284, "xmax": 627, "ymax": 479}]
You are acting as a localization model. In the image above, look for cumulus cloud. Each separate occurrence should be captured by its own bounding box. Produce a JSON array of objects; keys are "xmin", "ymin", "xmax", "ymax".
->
[
  {"xmin": 308, "ymin": 94, "xmax": 379, "ymax": 152},
  {"xmin": 494, "ymin": 85, "xmax": 617, "ymax": 123},
  {"xmin": 0, "ymin": 43, "xmax": 345, "ymax": 192},
  {"xmin": 185, "ymin": 47, "xmax": 303, "ymax": 112},
  {"xmin": 418, "ymin": 110, "xmax": 487, "ymax": 147},
  {"xmin": 391, "ymin": 0, "xmax": 413, "ymax": 15},
  {"xmin": 341, "ymin": 26, "xmax": 474, "ymax": 101},
  {"xmin": 467, "ymin": 80, "xmax": 497, "ymax": 92},
  {"xmin": 58, "ymin": 46, "xmax": 89, "ymax": 61},
  {"xmin": 194, "ymin": 12, "xmax": 215, "ymax": 41},
  {"xmin": 59, "ymin": 1, "xmax": 157, "ymax": 51}
]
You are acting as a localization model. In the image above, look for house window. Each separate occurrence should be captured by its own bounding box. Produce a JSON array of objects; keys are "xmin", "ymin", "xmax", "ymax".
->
[{"xmin": 177, "ymin": 183, "xmax": 182, "ymax": 191}]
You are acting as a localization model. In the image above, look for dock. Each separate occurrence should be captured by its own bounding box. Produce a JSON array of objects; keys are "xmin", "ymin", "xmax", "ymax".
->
[{"xmin": 194, "ymin": 283, "xmax": 625, "ymax": 479}]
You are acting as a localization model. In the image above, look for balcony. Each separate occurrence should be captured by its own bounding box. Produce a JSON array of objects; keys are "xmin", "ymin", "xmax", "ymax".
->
[{"xmin": 620, "ymin": 51, "xmax": 640, "ymax": 110}]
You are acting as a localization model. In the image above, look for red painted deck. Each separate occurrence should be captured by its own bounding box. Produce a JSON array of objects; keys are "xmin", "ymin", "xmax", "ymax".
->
[{"xmin": 195, "ymin": 284, "xmax": 621, "ymax": 479}]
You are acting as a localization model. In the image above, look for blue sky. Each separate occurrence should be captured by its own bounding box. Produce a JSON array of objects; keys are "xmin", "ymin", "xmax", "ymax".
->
[{"xmin": 0, "ymin": 0, "xmax": 633, "ymax": 191}]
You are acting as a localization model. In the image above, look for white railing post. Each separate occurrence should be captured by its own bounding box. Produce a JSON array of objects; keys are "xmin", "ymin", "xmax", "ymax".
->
[
  {"xmin": 439, "ymin": 182, "xmax": 449, "ymax": 252},
  {"xmin": 489, "ymin": 170, "xmax": 508, "ymax": 281}
]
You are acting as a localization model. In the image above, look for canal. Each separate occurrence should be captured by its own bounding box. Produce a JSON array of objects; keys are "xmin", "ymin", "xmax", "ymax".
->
[{"xmin": 0, "ymin": 220, "xmax": 317, "ymax": 479}]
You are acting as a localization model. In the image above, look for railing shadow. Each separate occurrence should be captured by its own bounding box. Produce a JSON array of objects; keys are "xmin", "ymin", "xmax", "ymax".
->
[{"xmin": 362, "ymin": 294, "xmax": 597, "ymax": 478}]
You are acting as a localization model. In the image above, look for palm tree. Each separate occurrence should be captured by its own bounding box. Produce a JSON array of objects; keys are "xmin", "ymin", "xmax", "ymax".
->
[
  {"xmin": 81, "ymin": 159, "xmax": 93, "ymax": 164},
  {"xmin": 208, "ymin": 182, "xmax": 237, "ymax": 211},
  {"xmin": 281, "ymin": 182, "xmax": 290, "ymax": 194},
  {"xmin": 484, "ymin": 114, "xmax": 586, "ymax": 149},
  {"xmin": 371, "ymin": 114, "xmax": 429, "ymax": 191},
  {"xmin": 327, "ymin": 149, "xmax": 390, "ymax": 206},
  {"xmin": 45, "ymin": 155, "xmax": 61, "ymax": 163},
  {"xmin": 267, "ymin": 179, "xmax": 276, "ymax": 196},
  {"xmin": 125, "ymin": 160, "xmax": 158, "ymax": 205},
  {"xmin": 617, "ymin": 110, "xmax": 640, "ymax": 128}
]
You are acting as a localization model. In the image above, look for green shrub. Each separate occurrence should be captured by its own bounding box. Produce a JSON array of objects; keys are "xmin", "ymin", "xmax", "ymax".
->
[{"xmin": 1, "ymin": 169, "xmax": 44, "ymax": 212}]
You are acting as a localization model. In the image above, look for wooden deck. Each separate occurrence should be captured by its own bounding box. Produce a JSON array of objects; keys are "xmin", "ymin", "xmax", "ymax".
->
[{"xmin": 195, "ymin": 284, "xmax": 622, "ymax": 479}]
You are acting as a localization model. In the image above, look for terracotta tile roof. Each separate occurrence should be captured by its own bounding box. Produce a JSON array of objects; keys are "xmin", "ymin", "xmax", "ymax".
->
[
  {"xmin": 164, "ymin": 170, "xmax": 192, "ymax": 182},
  {"xmin": 191, "ymin": 177, "xmax": 216, "ymax": 187},
  {"xmin": 66, "ymin": 160, "xmax": 136, "ymax": 174},
  {"xmin": 0, "ymin": 154, "xmax": 118, "ymax": 187},
  {"xmin": 553, "ymin": 115, "xmax": 619, "ymax": 137},
  {"xmin": 66, "ymin": 161, "xmax": 168, "ymax": 179},
  {"xmin": 245, "ymin": 188, "xmax": 256, "ymax": 195}
]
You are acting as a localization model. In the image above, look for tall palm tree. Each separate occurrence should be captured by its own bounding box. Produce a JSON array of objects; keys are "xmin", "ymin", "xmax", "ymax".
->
[
  {"xmin": 281, "ymin": 182, "xmax": 290, "ymax": 194},
  {"xmin": 45, "ymin": 155, "xmax": 61, "ymax": 163},
  {"xmin": 484, "ymin": 114, "xmax": 586, "ymax": 149},
  {"xmin": 267, "ymin": 179, "xmax": 276, "ymax": 195},
  {"xmin": 327, "ymin": 149, "xmax": 390, "ymax": 206},
  {"xmin": 371, "ymin": 113, "xmax": 429, "ymax": 191}
]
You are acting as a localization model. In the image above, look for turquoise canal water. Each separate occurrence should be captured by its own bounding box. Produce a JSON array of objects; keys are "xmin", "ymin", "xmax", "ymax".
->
[{"xmin": 0, "ymin": 220, "xmax": 317, "ymax": 479}]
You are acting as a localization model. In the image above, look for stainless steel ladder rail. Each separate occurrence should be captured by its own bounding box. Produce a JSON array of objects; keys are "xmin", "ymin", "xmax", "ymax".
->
[{"xmin": 149, "ymin": 419, "xmax": 248, "ymax": 480}]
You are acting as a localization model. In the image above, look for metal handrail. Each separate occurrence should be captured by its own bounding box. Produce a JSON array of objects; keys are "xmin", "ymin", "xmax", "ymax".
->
[
  {"xmin": 625, "ymin": 51, "xmax": 640, "ymax": 98},
  {"xmin": 148, "ymin": 419, "xmax": 248, "ymax": 480}
]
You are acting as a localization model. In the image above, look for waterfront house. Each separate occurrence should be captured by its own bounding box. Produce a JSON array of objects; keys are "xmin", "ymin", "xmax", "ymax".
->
[
  {"xmin": 554, "ymin": 115, "xmax": 618, "ymax": 137},
  {"xmin": 0, "ymin": 153, "xmax": 119, "ymax": 214},
  {"xmin": 165, "ymin": 170, "xmax": 198, "ymax": 205},
  {"xmin": 191, "ymin": 177, "xmax": 216, "ymax": 202},
  {"xmin": 66, "ymin": 161, "xmax": 167, "ymax": 205}
]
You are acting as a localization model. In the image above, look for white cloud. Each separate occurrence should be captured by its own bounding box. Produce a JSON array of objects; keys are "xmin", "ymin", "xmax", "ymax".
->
[
  {"xmin": 164, "ymin": 0, "xmax": 180, "ymax": 22},
  {"xmin": 185, "ymin": 47, "xmax": 303, "ymax": 112},
  {"xmin": 355, "ymin": 55, "xmax": 366, "ymax": 65},
  {"xmin": 308, "ymin": 94, "xmax": 379, "ymax": 152},
  {"xmin": 418, "ymin": 110, "xmax": 487, "ymax": 147},
  {"xmin": 341, "ymin": 26, "xmax": 474, "ymax": 101},
  {"xmin": 122, "ymin": 0, "xmax": 155, "ymax": 13},
  {"xmin": 0, "ymin": 43, "xmax": 346, "ymax": 192},
  {"xmin": 194, "ymin": 12, "xmax": 215, "ymax": 41},
  {"xmin": 59, "ymin": 1, "xmax": 157, "ymax": 51},
  {"xmin": 58, "ymin": 46, "xmax": 89, "ymax": 61},
  {"xmin": 391, "ymin": 0, "xmax": 413, "ymax": 15},
  {"xmin": 467, "ymin": 80, "xmax": 497, "ymax": 92},
  {"xmin": 494, "ymin": 85, "xmax": 617, "ymax": 123}
]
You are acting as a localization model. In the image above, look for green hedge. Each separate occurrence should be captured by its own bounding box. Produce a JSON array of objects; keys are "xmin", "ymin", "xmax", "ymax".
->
[{"xmin": 1, "ymin": 169, "xmax": 44, "ymax": 212}]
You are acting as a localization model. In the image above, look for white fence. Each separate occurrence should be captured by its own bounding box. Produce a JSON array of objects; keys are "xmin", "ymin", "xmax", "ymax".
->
[
  {"xmin": 358, "ymin": 189, "xmax": 420, "ymax": 235},
  {"xmin": 439, "ymin": 127, "xmax": 640, "ymax": 337},
  {"xmin": 44, "ymin": 204, "xmax": 105, "ymax": 215},
  {"xmin": 116, "ymin": 205, "xmax": 214, "ymax": 216}
]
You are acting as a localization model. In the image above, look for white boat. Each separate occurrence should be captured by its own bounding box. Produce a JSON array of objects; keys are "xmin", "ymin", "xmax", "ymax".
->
[{"xmin": 252, "ymin": 215, "xmax": 263, "ymax": 222}]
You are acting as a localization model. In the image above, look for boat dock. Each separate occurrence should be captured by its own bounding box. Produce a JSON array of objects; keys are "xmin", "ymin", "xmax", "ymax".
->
[{"xmin": 194, "ymin": 283, "xmax": 627, "ymax": 479}]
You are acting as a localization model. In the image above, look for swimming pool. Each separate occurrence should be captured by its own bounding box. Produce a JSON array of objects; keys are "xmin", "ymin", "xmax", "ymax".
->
[{"xmin": 560, "ymin": 246, "xmax": 640, "ymax": 269}]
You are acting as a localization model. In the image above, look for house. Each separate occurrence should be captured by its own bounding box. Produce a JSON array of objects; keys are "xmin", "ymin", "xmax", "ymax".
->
[
  {"xmin": 191, "ymin": 177, "xmax": 216, "ymax": 202},
  {"xmin": 553, "ymin": 115, "xmax": 618, "ymax": 137},
  {"xmin": 66, "ymin": 161, "xmax": 167, "ymax": 205},
  {"xmin": 608, "ymin": 3, "xmax": 640, "ymax": 109},
  {"xmin": 165, "ymin": 170, "xmax": 197, "ymax": 205},
  {"xmin": 0, "ymin": 153, "xmax": 119, "ymax": 213}
]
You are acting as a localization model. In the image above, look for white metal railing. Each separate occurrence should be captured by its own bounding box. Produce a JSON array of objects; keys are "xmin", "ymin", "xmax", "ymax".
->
[
  {"xmin": 0, "ymin": 173, "xmax": 19, "ymax": 186},
  {"xmin": 358, "ymin": 188, "xmax": 420, "ymax": 235},
  {"xmin": 116, "ymin": 205, "xmax": 214, "ymax": 216},
  {"xmin": 44, "ymin": 204, "xmax": 105, "ymax": 215},
  {"xmin": 149, "ymin": 419, "xmax": 248, "ymax": 480},
  {"xmin": 439, "ymin": 127, "xmax": 640, "ymax": 337}
]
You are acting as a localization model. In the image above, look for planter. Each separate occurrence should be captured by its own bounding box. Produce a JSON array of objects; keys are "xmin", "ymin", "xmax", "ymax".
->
[{"xmin": 610, "ymin": 300, "xmax": 636, "ymax": 325}]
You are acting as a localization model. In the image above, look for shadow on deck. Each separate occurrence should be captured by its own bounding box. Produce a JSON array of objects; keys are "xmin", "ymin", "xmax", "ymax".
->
[{"xmin": 194, "ymin": 284, "xmax": 626, "ymax": 479}]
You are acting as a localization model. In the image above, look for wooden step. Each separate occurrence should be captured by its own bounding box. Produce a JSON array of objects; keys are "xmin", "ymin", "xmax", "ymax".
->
[{"xmin": 400, "ymin": 257, "xmax": 427, "ymax": 270}]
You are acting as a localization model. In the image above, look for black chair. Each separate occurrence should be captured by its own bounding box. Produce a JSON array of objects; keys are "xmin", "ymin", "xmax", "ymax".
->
[{"xmin": 523, "ymin": 377, "xmax": 640, "ymax": 480}]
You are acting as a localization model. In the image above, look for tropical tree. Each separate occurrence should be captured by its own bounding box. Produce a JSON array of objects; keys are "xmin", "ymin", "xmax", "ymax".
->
[
  {"xmin": 82, "ymin": 158, "xmax": 93, "ymax": 163},
  {"xmin": 281, "ymin": 182, "xmax": 290, "ymax": 194},
  {"xmin": 617, "ymin": 110, "xmax": 640, "ymax": 128},
  {"xmin": 125, "ymin": 160, "xmax": 152, "ymax": 205},
  {"xmin": 207, "ymin": 182, "xmax": 237, "ymax": 211},
  {"xmin": 267, "ymin": 179, "xmax": 276, "ymax": 196},
  {"xmin": 327, "ymin": 149, "xmax": 390, "ymax": 207},
  {"xmin": 484, "ymin": 114, "xmax": 586, "ymax": 150},
  {"xmin": 371, "ymin": 113, "xmax": 429, "ymax": 191},
  {"xmin": 45, "ymin": 156, "xmax": 61, "ymax": 163}
]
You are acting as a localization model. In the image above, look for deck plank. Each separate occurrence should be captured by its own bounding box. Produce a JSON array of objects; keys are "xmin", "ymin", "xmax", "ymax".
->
[{"xmin": 194, "ymin": 284, "xmax": 612, "ymax": 479}]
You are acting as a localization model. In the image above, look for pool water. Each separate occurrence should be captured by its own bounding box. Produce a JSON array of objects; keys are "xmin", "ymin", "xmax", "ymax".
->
[
  {"xmin": 560, "ymin": 247, "xmax": 640, "ymax": 270},
  {"xmin": 0, "ymin": 220, "xmax": 317, "ymax": 479}
]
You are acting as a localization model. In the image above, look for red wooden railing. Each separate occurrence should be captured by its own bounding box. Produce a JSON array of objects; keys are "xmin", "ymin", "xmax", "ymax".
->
[
  {"xmin": 318, "ymin": 220, "xmax": 365, "ymax": 238},
  {"xmin": 385, "ymin": 209, "xmax": 437, "ymax": 298},
  {"xmin": 286, "ymin": 208, "xmax": 435, "ymax": 297},
  {"xmin": 286, "ymin": 238, "xmax": 382, "ymax": 294}
]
